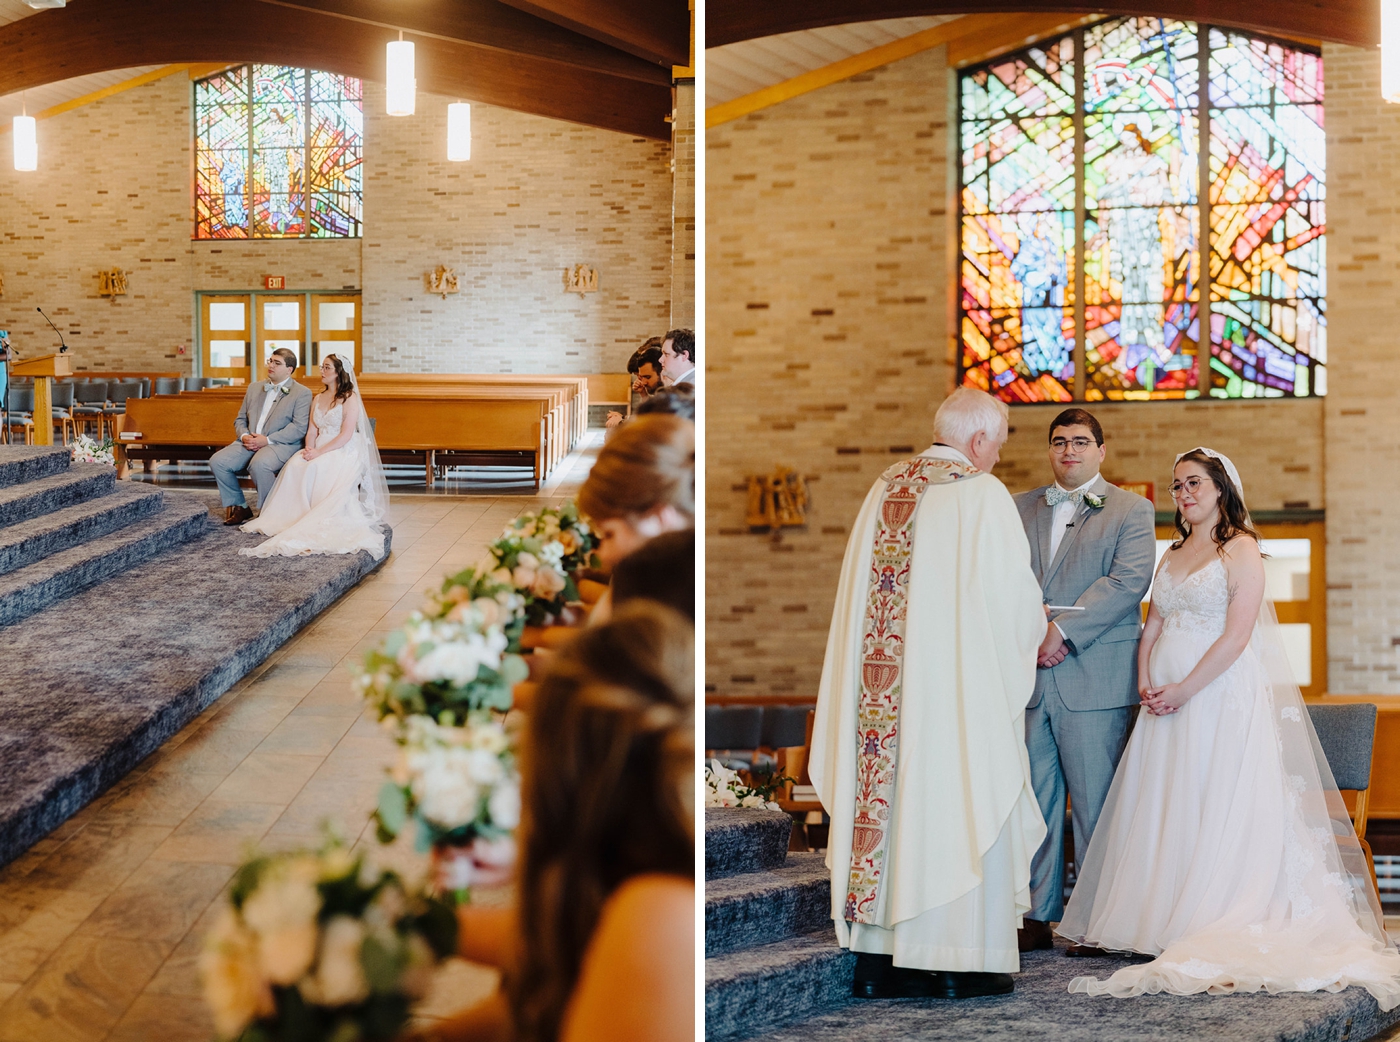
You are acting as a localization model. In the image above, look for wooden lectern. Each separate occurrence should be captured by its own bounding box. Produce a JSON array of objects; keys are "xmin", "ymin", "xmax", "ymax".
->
[{"xmin": 12, "ymin": 354, "xmax": 71, "ymax": 447}]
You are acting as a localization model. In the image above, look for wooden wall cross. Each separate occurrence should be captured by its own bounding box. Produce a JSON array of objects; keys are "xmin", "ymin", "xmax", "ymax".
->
[{"xmin": 746, "ymin": 466, "xmax": 810, "ymax": 529}]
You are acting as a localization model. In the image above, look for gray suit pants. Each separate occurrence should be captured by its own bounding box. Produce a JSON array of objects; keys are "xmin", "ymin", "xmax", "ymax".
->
[
  {"xmin": 1025, "ymin": 682, "xmax": 1134, "ymax": 923},
  {"xmin": 209, "ymin": 441, "xmax": 285, "ymax": 509}
]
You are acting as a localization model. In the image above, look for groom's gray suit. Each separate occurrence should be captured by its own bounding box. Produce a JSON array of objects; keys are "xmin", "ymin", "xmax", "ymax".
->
[
  {"xmin": 1014, "ymin": 475, "xmax": 1155, "ymax": 923},
  {"xmin": 209, "ymin": 380, "xmax": 313, "ymax": 509}
]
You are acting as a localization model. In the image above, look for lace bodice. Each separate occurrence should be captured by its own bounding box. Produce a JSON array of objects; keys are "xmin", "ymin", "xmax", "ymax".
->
[
  {"xmin": 313, "ymin": 398, "xmax": 345, "ymax": 446},
  {"xmin": 1153, "ymin": 557, "xmax": 1228, "ymax": 638}
]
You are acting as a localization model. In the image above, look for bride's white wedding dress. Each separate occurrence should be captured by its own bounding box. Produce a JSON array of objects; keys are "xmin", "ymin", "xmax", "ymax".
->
[
  {"xmin": 240, "ymin": 395, "xmax": 387, "ymax": 559},
  {"xmin": 1058, "ymin": 555, "xmax": 1400, "ymax": 1008}
]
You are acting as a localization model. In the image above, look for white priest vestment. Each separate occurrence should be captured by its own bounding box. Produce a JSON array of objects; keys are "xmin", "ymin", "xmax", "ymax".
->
[{"xmin": 811, "ymin": 444, "xmax": 1047, "ymax": 973}]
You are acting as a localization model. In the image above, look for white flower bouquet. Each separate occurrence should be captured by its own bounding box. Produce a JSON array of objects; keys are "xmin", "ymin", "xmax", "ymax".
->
[
  {"xmin": 705, "ymin": 759, "xmax": 783, "ymax": 811},
  {"xmin": 70, "ymin": 433, "xmax": 115, "ymax": 467},
  {"xmin": 375, "ymin": 713, "xmax": 520, "ymax": 903},
  {"xmin": 486, "ymin": 502, "xmax": 599, "ymax": 626},
  {"xmin": 199, "ymin": 837, "xmax": 457, "ymax": 1042},
  {"xmin": 424, "ymin": 565, "xmax": 527, "ymax": 652},
  {"xmin": 356, "ymin": 612, "xmax": 528, "ymax": 728}
]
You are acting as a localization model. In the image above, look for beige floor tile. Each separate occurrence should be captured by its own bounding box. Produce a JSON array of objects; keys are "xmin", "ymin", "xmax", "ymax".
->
[
  {"xmin": 298, "ymin": 677, "xmax": 364, "ymax": 711},
  {"xmin": 147, "ymin": 802, "xmax": 285, "ymax": 865},
  {"xmin": 17, "ymin": 824, "xmax": 173, "ymax": 897},
  {"xmin": 0, "ymin": 983, "xmax": 16, "ymax": 1006},
  {"xmin": 143, "ymin": 900, "xmax": 225, "ymax": 998},
  {"xmin": 266, "ymin": 775, "xmax": 382, "ymax": 837},
  {"xmin": 0, "ymin": 935, "xmax": 169, "ymax": 1042},
  {"xmin": 0, "ymin": 888, "xmax": 105, "ymax": 984},
  {"xmin": 92, "ymin": 766, "xmax": 227, "ymax": 829},
  {"xmin": 145, "ymin": 725, "xmax": 266, "ymax": 777},
  {"xmin": 207, "ymin": 751, "xmax": 323, "ymax": 805},
  {"xmin": 207, "ymin": 692, "xmax": 303, "ymax": 735},
  {"xmin": 75, "ymin": 860, "xmax": 232, "ymax": 945},
  {"xmin": 255, "ymin": 708, "xmax": 359, "ymax": 757},
  {"xmin": 105, "ymin": 993, "xmax": 215, "ymax": 1042}
]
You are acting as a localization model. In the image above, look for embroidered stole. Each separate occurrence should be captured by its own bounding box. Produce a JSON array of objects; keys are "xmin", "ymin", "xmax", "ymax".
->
[{"xmin": 844, "ymin": 455, "xmax": 980, "ymax": 925}]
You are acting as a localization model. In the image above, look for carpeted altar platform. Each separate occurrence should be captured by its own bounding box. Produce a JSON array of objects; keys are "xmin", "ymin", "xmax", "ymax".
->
[
  {"xmin": 706, "ymin": 809, "xmax": 1400, "ymax": 1042},
  {"xmin": 0, "ymin": 446, "xmax": 389, "ymax": 869}
]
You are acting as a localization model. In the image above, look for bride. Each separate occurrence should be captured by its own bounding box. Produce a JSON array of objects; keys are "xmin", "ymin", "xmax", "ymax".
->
[
  {"xmin": 240, "ymin": 353, "xmax": 389, "ymax": 560},
  {"xmin": 1058, "ymin": 447, "xmax": 1400, "ymax": 1008}
]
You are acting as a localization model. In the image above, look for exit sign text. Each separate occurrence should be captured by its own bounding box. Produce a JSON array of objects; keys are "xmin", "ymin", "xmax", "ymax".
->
[{"xmin": 264, "ymin": 275, "xmax": 285, "ymax": 290}]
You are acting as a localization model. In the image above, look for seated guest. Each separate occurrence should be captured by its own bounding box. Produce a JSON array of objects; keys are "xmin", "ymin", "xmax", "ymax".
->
[
  {"xmin": 611, "ymin": 528, "xmax": 694, "ymax": 620},
  {"xmin": 606, "ymin": 340, "xmax": 664, "ymax": 430},
  {"xmin": 209, "ymin": 348, "xmax": 312, "ymax": 525},
  {"xmin": 659, "ymin": 329, "xmax": 695, "ymax": 387},
  {"xmin": 409, "ymin": 601, "xmax": 694, "ymax": 1042},
  {"xmin": 633, "ymin": 383, "xmax": 694, "ymax": 422}
]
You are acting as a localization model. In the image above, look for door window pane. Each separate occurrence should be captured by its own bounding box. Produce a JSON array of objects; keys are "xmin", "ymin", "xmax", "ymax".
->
[
  {"xmin": 210, "ymin": 340, "xmax": 247, "ymax": 368},
  {"xmin": 265, "ymin": 340, "xmax": 303, "ymax": 368},
  {"xmin": 1258, "ymin": 538, "xmax": 1311, "ymax": 602},
  {"xmin": 209, "ymin": 303, "xmax": 246, "ymax": 330},
  {"xmin": 319, "ymin": 302, "xmax": 356, "ymax": 330},
  {"xmin": 318, "ymin": 342, "xmax": 354, "ymax": 369},
  {"xmin": 263, "ymin": 301, "xmax": 301, "ymax": 330},
  {"xmin": 1278, "ymin": 623, "xmax": 1312, "ymax": 686}
]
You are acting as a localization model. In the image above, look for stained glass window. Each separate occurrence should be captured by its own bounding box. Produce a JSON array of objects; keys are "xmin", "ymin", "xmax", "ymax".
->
[
  {"xmin": 959, "ymin": 19, "xmax": 1324, "ymax": 402},
  {"xmin": 195, "ymin": 65, "xmax": 362, "ymax": 239}
]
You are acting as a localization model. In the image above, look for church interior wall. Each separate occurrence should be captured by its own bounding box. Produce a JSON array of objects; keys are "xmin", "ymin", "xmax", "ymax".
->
[
  {"xmin": 706, "ymin": 41, "xmax": 1332, "ymax": 701},
  {"xmin": 0, "ymin": 71, "xmax": 676, "ymax": 377}
]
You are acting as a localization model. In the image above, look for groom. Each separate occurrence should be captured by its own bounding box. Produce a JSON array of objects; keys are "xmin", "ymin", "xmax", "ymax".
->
[
  {"xmin": 209, "ymin": 348, "xmax": 312, "ymax": 525},
  {"xmin": 1014, "ymin": 408, "xmax": 1154, "ymax": 953}
]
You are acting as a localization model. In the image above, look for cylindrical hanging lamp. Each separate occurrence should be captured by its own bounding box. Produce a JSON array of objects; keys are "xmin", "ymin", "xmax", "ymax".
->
[
  {"xmin": 447, "ymin": 102, "xmax": 471, "ymax": 161},
  {"xmin": 1385, "ymin": 0, "xmax": 1400, "ymax": 102},
  {"xmin": 13, "ymin": 115, "xmax": 36, "ymax": 172},
  {"xmin": 386, "ymin": 33, "xmax": 416, "ymax": 116}
]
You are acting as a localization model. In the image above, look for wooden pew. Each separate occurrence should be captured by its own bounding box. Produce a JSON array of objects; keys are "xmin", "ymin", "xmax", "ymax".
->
[
  {"xmin": 119, "ymin": 392, "xmax": 549, "ymax": 488},
  {"xmin": 355, "ymin": 374, "xmax": 589, "ymax": 448}
]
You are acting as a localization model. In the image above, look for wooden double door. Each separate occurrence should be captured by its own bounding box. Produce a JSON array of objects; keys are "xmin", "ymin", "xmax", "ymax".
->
[{"xmin": 200, "ymin": 292, "xmax": 360, "ymax": 383}]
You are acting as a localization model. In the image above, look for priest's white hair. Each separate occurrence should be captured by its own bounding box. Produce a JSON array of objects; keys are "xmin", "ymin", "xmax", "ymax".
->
[{"xmin": 933, "ymin": 387, "xmax": 1009, "ymax": 445}]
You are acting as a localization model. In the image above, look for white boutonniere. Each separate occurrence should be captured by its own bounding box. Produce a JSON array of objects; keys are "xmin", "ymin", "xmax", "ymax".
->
[
  {"xmin": 1084, "ymin": 491, "xmax": 1105, "ymax": 510},
  {"xmin": 280, "ymin": 383, "xmax": 291, "ymax": 396}
]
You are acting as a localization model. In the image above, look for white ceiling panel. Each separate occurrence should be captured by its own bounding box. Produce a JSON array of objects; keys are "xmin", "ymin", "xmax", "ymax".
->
[
  {"xmin": 0, "ymin": 66, "xmax": 171, "ymax": 126},
  {"xmin": 706, "ymin": 16, "xmax": 961, "ymax": 106}
]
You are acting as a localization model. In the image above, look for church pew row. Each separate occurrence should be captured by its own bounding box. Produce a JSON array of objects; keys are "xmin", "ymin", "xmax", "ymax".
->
[{"xmin": 118, "ymin": 392, "xmax": 551, "ymax": 488}]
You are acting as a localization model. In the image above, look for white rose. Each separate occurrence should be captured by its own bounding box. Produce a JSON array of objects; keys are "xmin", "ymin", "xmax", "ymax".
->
[
  {"xmin": 531, "ymin": 566, "xmax": 567, "ymax": 599},
  {"xmin": 200, "ymin": 907, "xmax": 274, "ymax": 1039},
  {"xmin": 463, "ymin": 748, "xmax": 506, "ymax": 786},
  {"xmin": 538, "ymin": 540, "xmax": 566, "ymax": 568},
  {"xmin": 305, "ymin": 916, "xmax": 370, "ymax": 1007},
  {"xmin": 409, "ymin": 636, "xmax": 496, "ymax": 687},
  {"xmin": 413, "ymin": 749, "xmax": 481, "ymax": 827},
  {"xmin": 740, "ymin": 794, "xmax": 768, "ymax": 809},
  {"xmin": 487, "ymin": 778, "xmax": 521, "ymax": 829}
]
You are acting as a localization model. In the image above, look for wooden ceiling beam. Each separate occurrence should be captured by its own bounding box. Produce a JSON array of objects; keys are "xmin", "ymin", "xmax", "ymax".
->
[
  {"xmin": 0, "ymin": 0, "xmax": 672, "ymax": 139},
  {"xmin": 708, "ymin": 0, "xmax": 1375, "ymax": 50},
  {"xmin": 495, "ymin": 0, "xmax": 691, "ymax": 67}
]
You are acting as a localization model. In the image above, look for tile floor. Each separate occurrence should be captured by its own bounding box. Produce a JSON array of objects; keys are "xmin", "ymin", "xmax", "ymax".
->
[{"xmin": 0, "ymin": 436, "xmax": 600, "ymax": 1040}]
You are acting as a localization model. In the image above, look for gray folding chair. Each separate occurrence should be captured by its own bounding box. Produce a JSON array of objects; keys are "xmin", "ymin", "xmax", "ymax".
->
[
  {"xmin": 6, "ymin": 385, "xmax": 35, "ymax": 444},
  {"xmin": 705, "ymin": 705, "xmax": 765, "ymax": 772},
  {"xmin": 1307, "ymin": 702, "xmax": 1379, "ymax": 890},
  {"xmin": 49, "ymin": 381, "xmax": 76, "ymax": 444},
  {"xmin": 155, "ymin": 377, "xmax": 183, "ymax": 395},
  {"xmin": 72, "ymin": 381, "xmax": 109, "ymax": 438}
]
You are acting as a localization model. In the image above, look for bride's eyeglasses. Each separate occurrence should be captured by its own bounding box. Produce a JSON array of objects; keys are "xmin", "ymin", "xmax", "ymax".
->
[{"xmin": 1169, "ymin": 477, "xmax": 1208, "ymax": 498}]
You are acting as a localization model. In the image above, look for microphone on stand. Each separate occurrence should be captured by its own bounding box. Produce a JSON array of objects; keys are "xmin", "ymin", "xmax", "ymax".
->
[{"xmin": 36, "ymin": 307, "xmax": 68, "ymax": 353}]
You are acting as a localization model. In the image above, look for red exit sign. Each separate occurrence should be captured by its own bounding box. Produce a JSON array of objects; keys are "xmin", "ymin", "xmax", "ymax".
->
[{"xmin": 264, "ymin": 275, "xmax": 285, "ymax": 290}]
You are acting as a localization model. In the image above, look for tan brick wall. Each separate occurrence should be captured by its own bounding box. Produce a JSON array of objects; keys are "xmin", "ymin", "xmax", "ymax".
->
[
  {"xmin": 705, "ymin": 45, "xmax": 1328, "ymax": 701},
  {"xmin": 0, "ymin": 73, "xmax": 678, "ymax": 378},
  {"xmin": 1323, "ymin": 43, "xmax": 1400, "ymax": 693},
  {"xmin": 671, "ymin": 81, "xmax": 696, "ymax": 330}
]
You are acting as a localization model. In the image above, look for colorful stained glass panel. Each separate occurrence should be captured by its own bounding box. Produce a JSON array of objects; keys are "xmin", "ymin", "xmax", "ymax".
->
[{"xmin": 195, "ymin": 67, "xmax": 250, "ymax": 239}]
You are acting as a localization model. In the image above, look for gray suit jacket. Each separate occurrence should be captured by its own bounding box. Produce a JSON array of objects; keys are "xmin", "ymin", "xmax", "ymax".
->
[
  {"xmin": 1014, "ymin": 476, "xmax": 1156, "ymax": 711},
  {"xmin": 232, "ymin": 380, "xmax": 313, "ymax": 465}
]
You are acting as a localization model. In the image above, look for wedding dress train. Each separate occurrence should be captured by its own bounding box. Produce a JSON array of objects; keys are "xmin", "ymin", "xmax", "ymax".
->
[
  {"xmin": 240, "ymin": 397, "xmax": 387, "ymax": 559},
  {"xmin": 1058, "ymin": 557, "xmax": 1400, "ymax": 1009}
]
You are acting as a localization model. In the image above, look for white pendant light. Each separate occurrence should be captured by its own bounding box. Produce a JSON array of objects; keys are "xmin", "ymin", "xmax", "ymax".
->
[
  {"xmin": 1385, "ymin": 0, "xmax": 1400, "ymax": 102},
  {"xmin": 13, "ymin": 97, "xmax": 36, "ymax": 172},
  {"xmin": 386, "ymin": 32, "xmax": 416, "ymax": 116},
  {"xmin": 447, "ymin": 102, "xmax": 471, "ymax": 161}
]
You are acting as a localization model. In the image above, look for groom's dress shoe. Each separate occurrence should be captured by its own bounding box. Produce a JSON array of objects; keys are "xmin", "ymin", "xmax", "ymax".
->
[
  {"xmin": 224, "ymin": 505, "xmax": 253, "ymax": 526},
  {"xmin": 1065, "ymin": 943, "xmax": 1111, "ymax": 957},
  {"xmin": 1018, "ymin": 918, "xmax": 1054, "ymax": 952},
  {"xmin": 852, "ymin": 954, "xmax": 1014, "ymax": 1000}
]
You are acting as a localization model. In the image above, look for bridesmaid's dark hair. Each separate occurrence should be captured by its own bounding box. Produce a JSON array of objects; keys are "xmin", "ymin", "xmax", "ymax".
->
[
  {"xmin": 1170, "ymin": 449, "xmax": 1262, "ymax": 552},
  {"xmin": 323, "ymin": 353, "xmax": 354, "ymax": 403}
]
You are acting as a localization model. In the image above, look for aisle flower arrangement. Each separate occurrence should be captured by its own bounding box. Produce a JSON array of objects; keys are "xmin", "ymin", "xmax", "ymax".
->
[
  {"xmin": 375, "ymin": 713, "xmax": 520, "ymax": 903},
  {"xmin": 705, "ymin": 759, "xmax": 784, "ymax": 811},
  {"xmin": 485, "ymin": 503, "xmax": 599, "ymax": 626},
  {"xmin": 425, "ymin": 565, "xmax": 527, "ymax": 652},
  {"xmin": 200, "ymin": 837, "xmax": 457, "ymax": 1042},
  {"xmin": 70, "ymin": 434, "xmax": 115, "ymax": 467}
]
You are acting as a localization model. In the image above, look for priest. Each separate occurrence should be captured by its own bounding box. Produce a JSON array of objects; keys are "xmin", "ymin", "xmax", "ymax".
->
[{"xmin": 811, "ymin": 386, "xmax": 1047, "ymax": 1000}]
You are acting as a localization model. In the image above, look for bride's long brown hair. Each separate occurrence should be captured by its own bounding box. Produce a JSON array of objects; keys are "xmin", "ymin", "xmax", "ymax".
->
[
  {"xmin": 322, "ymin": 353, "xmax": 354, "ymax": 403},
  {"xmin": 1170, "ymin": 449, "xmax": 1262, "ymax": 552},
  {"xmin": 507, "ymin": 601, "xmax": 693, "ymax": 1042}
]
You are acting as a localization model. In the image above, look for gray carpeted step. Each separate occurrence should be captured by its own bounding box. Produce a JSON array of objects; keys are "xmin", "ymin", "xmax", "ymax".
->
[
  {"xmin": 0, "ymin": 445, "xmax": 70, "ymax": 489},
  {"xmin": 0, "ymin": 464, "xmax": 117, "ymax": 529},
  {"xmin": 707, "ymin": 807, "xmax": 794, "ymax": 880},
  {"xmin": 0, "ymin": 482, "xmax": 165, "ymax": 576},
  {"xmin": 706, "ymin": 929, "xmax": 854, "ymax": 1042},
  {"xmin": 0, "ymin": 493, "xmax": 209, "ymax": 627},
  {"xmin": 707, "ymin": 852, "xmax": 831, "ymax": 956}
]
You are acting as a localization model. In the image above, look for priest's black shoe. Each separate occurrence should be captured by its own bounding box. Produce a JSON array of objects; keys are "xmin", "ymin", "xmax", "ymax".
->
[
  {"xmin": 852, "ymin": 954, "xmax": 1014, "ymax": 999},
  {"xmin": 928, "ymin": 971, "xmax": 1015, "ymax": 999},
  {"xmin": 1018, "ymin": 918, "xmax": 1054, "ymax": 952}
]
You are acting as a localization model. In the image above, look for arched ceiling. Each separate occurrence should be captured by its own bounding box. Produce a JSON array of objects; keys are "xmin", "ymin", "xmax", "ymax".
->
[
  {"xmin": 708, "ymin": 0, "xmax": 1372, "ymax": 49},
  {"xmin": 0, "ymin": 0, "xmax": 690, "ymax": 141}
]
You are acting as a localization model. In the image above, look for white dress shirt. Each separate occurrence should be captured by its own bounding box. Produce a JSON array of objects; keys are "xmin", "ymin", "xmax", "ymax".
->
[
  {"xmin": 1048, "ymin": 474, "xmax": 1099, "ymax": 562},
  {"xmin": 254, "ymin": 378, "xmax": 291, "ymax": 436}
]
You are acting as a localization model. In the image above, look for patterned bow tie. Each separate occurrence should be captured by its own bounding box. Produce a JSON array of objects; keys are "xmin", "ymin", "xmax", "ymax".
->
[{"xmin": 1045, "ymin": 486, "xmax": 1085, "ymax": 507}]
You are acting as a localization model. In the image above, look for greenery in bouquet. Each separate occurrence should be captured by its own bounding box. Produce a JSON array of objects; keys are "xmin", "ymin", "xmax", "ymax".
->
[
  {"xmin": 424, "ymin": 565, "xmax": 527, "ymax": 653},
  {"xmin": 356, "ymin": 611, "xmax": 528, "ymax": 729},
  {"xmin": 375, "ymin": 713, "xmax": 520, "ymax": 890},
  {"xmin": 70, "ymin": 433, "xmax": 115, "ymax": 467},
  {"xmin": 486, "ymin": 502, "xmax": 599, "ymax": 626},
  {"xmin": 200, "ymin": 836, "xmax": 458, "ymax": 1042},
  {"xmin": 705, "ymin": 759, "xmax": 789, "ymax": 811}
]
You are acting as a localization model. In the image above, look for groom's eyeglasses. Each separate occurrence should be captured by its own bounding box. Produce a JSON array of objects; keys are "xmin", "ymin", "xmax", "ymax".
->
[
  {"xmin": 1169, "ymin": 477, "xmax": 1207, "ymax": 498},
  {"xmin": 1050, "ymin": 437, "xmax": 1095, "ymax": 452}
]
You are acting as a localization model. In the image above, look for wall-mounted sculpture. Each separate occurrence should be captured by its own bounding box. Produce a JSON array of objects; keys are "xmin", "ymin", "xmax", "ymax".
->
[
  {"xmin": 426, "ymin": 265, "xmax": 460, "ymax": 299},
  {"xmin": 98, "ymin": 269, "xmax": 128, "ymax": 297},
  {"xmin": 564, "ymin": 264, "xmax": 599, "ymax": 298},
  {"xmin": 746, "ymin": 466, "xmax": 810, "ymax": 529}
]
